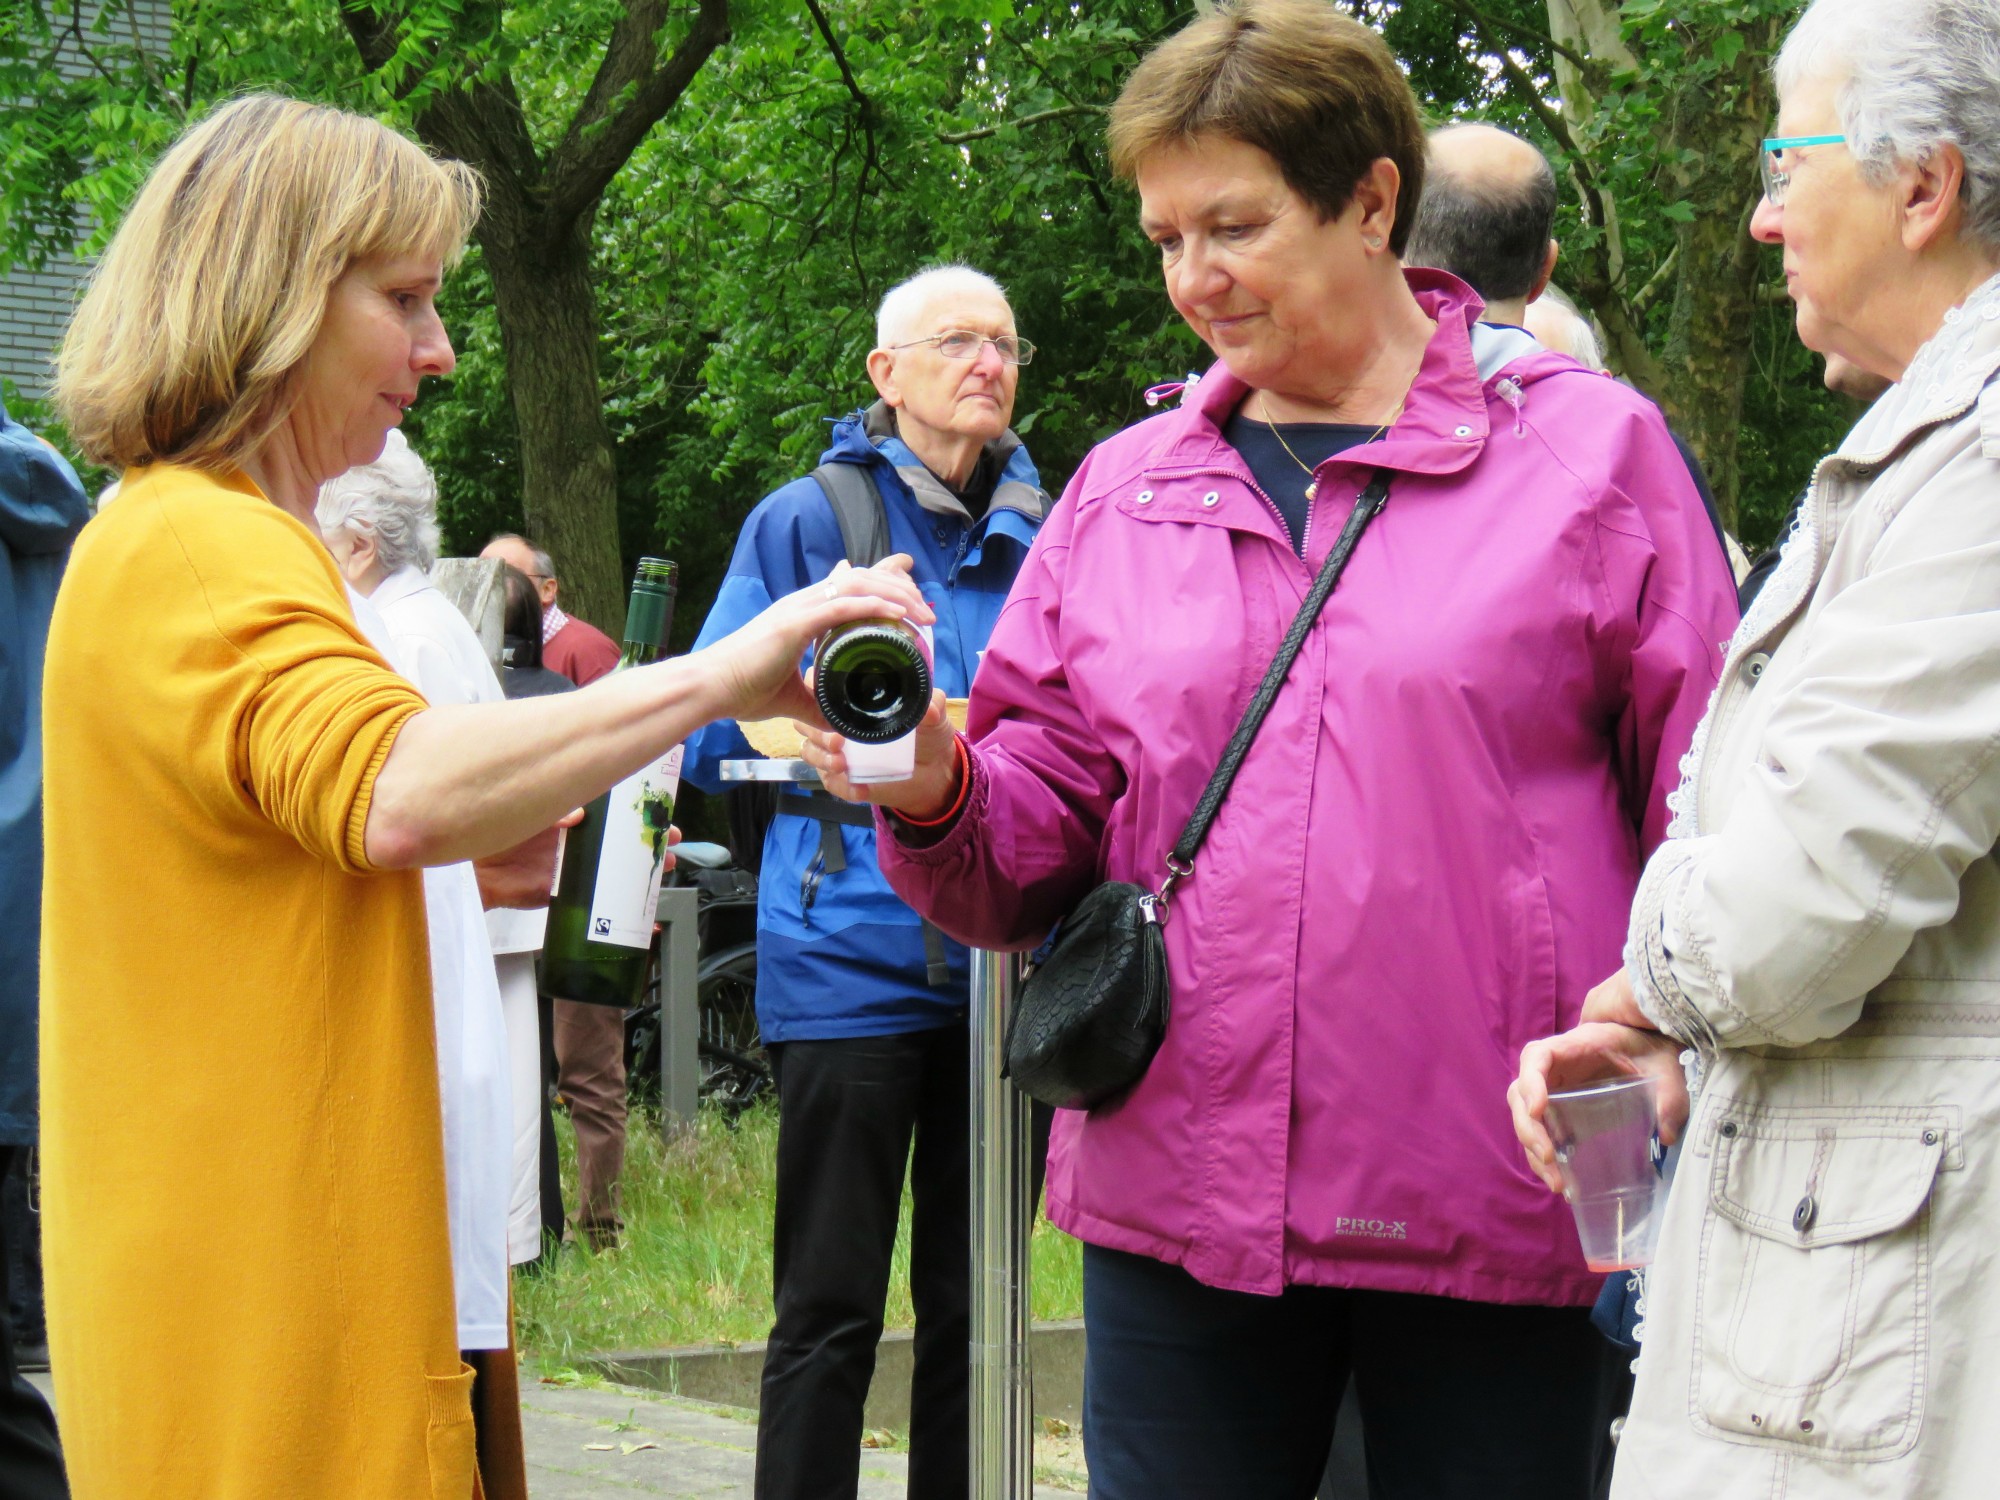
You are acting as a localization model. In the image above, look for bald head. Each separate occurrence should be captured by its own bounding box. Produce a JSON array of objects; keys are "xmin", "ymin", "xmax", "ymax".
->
[
  {"xmin": 1429, "ymin": 123, "xmax": 1551, "ymax": 193},
  {"xmin": 1405, "ymin": 123, "xmax": 1560, "ymax": 322}
]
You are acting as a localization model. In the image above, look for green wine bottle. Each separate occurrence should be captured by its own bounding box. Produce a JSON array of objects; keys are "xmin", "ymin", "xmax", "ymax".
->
[
  {"xmin": 812, "ymin": 618, "xmax": 933, "ymax": 742},
  {"xmin": 539, "ymin": 558, "xmax": 680, "ymax": 1010}
]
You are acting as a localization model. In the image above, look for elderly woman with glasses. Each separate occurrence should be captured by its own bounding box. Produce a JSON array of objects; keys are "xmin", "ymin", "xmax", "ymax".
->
[
  {"xmin": 40, "ymin": 94, "xmax": 925, "ymax": 1500},
  {"xmin": 1511, "ymin": 2, "xmax": 2000, "ymax": 1496},
  {"xmin": 804, "ymin": 2, "xmax": 1738, "ymax": 1495}
]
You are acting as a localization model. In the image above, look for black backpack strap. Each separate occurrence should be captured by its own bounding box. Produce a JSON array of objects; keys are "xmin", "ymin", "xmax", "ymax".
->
[
  {"xmin": 725, "ymin": 464, "xmax": 889, "ymax": 870},
  {"xmin": 811, "ymin": 462, "xmax": 893, "ymax": 569}
]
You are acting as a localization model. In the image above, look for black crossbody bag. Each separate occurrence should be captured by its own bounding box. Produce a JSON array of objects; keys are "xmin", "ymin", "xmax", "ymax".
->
[{"xmin": 1003, "ymin": 471, "xmax": 1393, "ymax": 1110}]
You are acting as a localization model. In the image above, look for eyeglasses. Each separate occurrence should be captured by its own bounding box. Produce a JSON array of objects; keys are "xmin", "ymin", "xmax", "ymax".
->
[
  {"xmin": 890, "ymin": 330, "xmax": 1036, "ymax": 365},
  {"xmin": 1760, "ymin": 134, "xmax": 1847, "ymax": 205}
]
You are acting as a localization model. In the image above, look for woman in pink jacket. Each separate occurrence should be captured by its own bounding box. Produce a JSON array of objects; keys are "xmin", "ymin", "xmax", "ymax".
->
[{"xmin": 806, "ymin": 2, "xmax": 1737, "ymax": 1495}]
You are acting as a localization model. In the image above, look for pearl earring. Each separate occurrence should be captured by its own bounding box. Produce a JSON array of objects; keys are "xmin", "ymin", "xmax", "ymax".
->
[{"xmin": 1366, "ymin": 236, "xmax": 1384, "ymax": 250}]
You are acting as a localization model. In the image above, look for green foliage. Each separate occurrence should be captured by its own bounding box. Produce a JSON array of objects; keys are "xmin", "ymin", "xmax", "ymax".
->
[
  {"xmin": 515, "ymin": 1102, "xmax": 1084, "ymax": 1360},
  {"xmin": 3, "ymin": 0, "xmax": 1861, "ymax": 597}
]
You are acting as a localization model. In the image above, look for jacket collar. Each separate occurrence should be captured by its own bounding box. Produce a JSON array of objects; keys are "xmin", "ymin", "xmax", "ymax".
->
[
  {"xmin": 367, "ymin": 564, "xmax": 434, "ymax": 612},
  {"xmin": 826, "ymin": 400, "xmax": 1050, "ymax": 528},
  {"xmin": 1841, "ymin": 270, "xmax": 2000, "ymax": 466},
  {"xmin": 1148, "ymin": 268, "xmax": 1495, "ymax": 484}
]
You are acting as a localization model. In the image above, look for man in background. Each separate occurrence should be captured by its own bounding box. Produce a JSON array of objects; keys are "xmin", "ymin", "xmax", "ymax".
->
[
  {"xmin": 1, "ymin": 401, "xmax": 87, "ymax": 1500},
  {"xmin": 1406, "ymin": 121, "xmax": 1730, "ymax": 561},
  {"xmin": 1405, "ymin": 121, "xmax": 1560, "ymax": 331},
  {"xmin": 683, "ymin": 264, "xmax": 1049, "ymax": 1500},
  {"xmin": 480, "ymin": 532, "xmax": 629, "ymax": 1251}
]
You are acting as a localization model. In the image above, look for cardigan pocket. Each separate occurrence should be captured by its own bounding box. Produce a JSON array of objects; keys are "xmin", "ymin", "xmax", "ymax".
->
[
  {"xmin": 426, "ymin": 1363, "xmax": 479, "ymax": 1498},
  {"xmin": 1690, "ymin": 1105, "xmax": 1947, "ymax": 1461}
]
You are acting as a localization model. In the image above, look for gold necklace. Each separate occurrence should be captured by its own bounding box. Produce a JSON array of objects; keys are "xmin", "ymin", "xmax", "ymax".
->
[{"xmin": 1257, "ymin": 394, "xmax": 1399, "ymax": 501}]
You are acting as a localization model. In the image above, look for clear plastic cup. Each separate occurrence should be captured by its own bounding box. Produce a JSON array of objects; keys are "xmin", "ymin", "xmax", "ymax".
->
[
  {"xmin": 844, "ymin": 729, "xmax": 917, "ymax": 784},
  {"xmin": 1545, "ymin": 1074, "xmax": 1667, "ymax": 1272}
]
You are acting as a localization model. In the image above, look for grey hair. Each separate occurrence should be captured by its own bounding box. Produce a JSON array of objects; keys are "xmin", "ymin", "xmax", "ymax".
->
[
  {"xmin": 1776, "ymin": 0, "xmax": 2000, "ymax": 252},
  {"xmin": 315, "ymin": 429, "xmax": 442, "ymax": 574},
  {"xmin": 875, "ymin": 264, "xmax": 1010, "ymax": 349},
  {"xmin": 1528, "ymin": 283, "xmax": 1608, "ymax": 371}
]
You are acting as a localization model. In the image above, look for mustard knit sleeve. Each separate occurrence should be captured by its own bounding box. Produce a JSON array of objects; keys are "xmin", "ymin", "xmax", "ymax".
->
[{"xmin": 164, "ymin": 490, "xmax": 429, "ymax": 874}]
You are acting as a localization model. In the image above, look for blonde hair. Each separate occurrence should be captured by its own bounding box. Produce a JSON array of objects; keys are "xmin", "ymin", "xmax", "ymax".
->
[{"xmin": 55, "ymin": 94, "xmax": 481, "ymax": 472}]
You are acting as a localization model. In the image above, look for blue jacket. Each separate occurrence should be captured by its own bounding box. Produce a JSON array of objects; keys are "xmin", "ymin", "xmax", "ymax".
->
[
  {"xmin": 0, "ymin": 404, "xmax": 89, "ymax": 1142},
  {"xmin": 684, "ymin": 405, "xmax": 1047, "ymax": 1041}
]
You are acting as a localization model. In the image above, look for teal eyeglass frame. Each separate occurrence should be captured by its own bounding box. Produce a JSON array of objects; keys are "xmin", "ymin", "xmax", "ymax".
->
[{"xmin": 1760, "ymin": 134, "xmax": 1848, "ymax": 203}]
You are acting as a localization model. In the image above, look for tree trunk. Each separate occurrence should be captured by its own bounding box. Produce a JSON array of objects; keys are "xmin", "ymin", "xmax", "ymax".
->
[
  {"xmin": 1651, "ymin": 37, "xmax": 1775, "ymax": 535},
  {"xmin": 481, "ymin": 214, "xmax": 628, "ymax": 633},
  {"xmin": 1657, "ymin": 199, "xmax": 1763, "ymax": 534},
  {"xmin": 340, "ymin": 0, "xmax": 730, "ymax": 637},
  {"xmin": 1543, "ymin": 0, "xmax": 1774, "ymax": 534}
]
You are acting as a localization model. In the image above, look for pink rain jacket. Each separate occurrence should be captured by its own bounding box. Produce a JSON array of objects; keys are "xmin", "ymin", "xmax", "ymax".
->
[{"xmin": 882, "ymin": 272, "xmax": 1739, "ymax": 1304}]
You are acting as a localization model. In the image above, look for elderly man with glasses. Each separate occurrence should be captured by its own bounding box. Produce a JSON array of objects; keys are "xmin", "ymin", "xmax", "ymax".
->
[{"xmin": 681, "ymin": 264, "xmax": 1048, "ymax": 1500}]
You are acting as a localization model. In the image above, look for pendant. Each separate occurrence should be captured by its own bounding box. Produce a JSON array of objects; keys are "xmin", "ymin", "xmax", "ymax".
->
[{"xmin": 1305, "ymin": 480, "xmax": 1317, "ymax": 501}]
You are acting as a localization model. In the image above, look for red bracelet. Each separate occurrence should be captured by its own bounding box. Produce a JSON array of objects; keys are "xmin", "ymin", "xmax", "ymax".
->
[{"xmin": 895, "ymin": 737, "xmax": 971, "ymax": 828}]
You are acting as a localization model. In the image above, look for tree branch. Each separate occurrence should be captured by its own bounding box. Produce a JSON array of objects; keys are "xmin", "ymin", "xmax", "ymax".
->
[
  {"xmin": 59, "ymin": 3, "xmax": 124, "ymax": 88},
  {"xmin": 339, "ymin": 0, "xmax": 401, "ymax": 74},
  {"xmin": 800, "ymin": 0, "xmax": 871, "ymax": 122},
  {"xmin": 1630, "ymin": 243, "xmax": 1678, "ymax": 318},
  {"xmin": 542, "ymin": 0, "xmax": 731, "ymax": 231},
  {"xmin": 1436, "ymin": 0, "xmax": 1593, "ymax": 75},
  {"xmin": 938, "ymin": 103, "xmax": 1105, "ymax": 145}
]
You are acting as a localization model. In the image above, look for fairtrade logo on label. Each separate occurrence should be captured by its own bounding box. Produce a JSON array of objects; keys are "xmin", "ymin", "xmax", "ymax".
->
[
  {"xmin": 593, "ymin": 917, "xmax": 613, "ymax": 936},
  {"xmin": 1333, "ymin": 1216, "xmax": 1409, "ymax": 1241}
]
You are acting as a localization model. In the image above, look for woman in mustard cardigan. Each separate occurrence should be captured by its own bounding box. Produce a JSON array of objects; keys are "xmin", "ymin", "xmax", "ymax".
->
[{"xmin": 39, "ymin": 95, "xmax": 927, "ymax": 1500}]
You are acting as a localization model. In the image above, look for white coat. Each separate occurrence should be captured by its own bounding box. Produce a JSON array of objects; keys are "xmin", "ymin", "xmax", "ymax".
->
[{"xmin": 1616, "ymin": 272, "xmax": 2000, "ymax": 1498}]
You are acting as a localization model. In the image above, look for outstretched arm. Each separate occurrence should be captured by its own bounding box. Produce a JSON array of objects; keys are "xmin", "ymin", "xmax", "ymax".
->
[{"xmin": 365, "ymin": 562, "xmax": 930, "ymax": 868}]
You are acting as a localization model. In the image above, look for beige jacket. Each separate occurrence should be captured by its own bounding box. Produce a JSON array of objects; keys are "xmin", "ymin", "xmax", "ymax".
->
[{"xmin": 1615, "ymin": 272, "xmax": 2000, "ymax": 1500}]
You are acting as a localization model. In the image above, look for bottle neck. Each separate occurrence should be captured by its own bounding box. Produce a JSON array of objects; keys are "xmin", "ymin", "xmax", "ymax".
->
[{"xmin": 620, "ymin": 587, "xmax": 673, "ymax": 665}]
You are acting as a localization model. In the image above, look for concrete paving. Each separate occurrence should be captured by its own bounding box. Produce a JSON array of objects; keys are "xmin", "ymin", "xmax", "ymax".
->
[
  {"xmin": 522, "ymin": 1379, "xmax": 1081, "ymax": 1497},
  {"xmin": 520, "ymin": 1380, "xmax": 911, "ymax": 1498},
  {"xmin": 26, "ymin": 1369, "xmax": 1077, "ymax": 1497}
]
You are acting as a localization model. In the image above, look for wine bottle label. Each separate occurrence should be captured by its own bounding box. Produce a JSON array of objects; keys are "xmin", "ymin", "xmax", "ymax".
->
[{"xmin": 586, "ymin": 743, "xmax": 684, "ymax": 950}]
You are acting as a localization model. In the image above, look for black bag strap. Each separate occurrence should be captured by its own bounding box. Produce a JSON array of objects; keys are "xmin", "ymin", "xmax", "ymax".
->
[
  {"xmin": 811, "ymin": 462, "xmax": 893, "ymax": 568},
  {"xmin": 1156, "ymin": 470, "xmax": 1392, "ymax": 912}
]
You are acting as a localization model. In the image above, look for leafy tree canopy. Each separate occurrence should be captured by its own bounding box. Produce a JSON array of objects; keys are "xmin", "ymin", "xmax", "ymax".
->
[{"xmin": 4, "ymin": 0, "xmax": 1852, "ymax": 650}]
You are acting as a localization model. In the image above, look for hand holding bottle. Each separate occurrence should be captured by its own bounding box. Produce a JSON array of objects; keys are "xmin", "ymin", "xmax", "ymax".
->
[
  {"xmin": 701, "ymin": 558, "xmax": 932, "ymax": 726},
  {"xmin": 798, "ymin": 689, "xmax": 962, "ymax": 821}
]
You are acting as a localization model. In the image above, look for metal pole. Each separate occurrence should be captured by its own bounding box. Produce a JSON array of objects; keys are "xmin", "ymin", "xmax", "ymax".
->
[{"xmin": 969, "ymin": 949, "xmax": 1034, "ymax": 1500}]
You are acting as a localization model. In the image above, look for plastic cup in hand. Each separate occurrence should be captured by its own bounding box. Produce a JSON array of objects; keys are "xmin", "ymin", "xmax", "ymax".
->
[
  {"xmin": 843, "ymin": 729, "xmax": 917, "ymax": 785},
  {"xmin": 1545, "ymin": 1074, "xmax": 1667, "ymax": 1272}
]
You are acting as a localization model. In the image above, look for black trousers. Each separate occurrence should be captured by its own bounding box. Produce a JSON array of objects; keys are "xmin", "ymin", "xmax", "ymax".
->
[
  {"xmin": 757, "ymin": 1025, "xmax": 970, "ymax": 1500},
  {"xmin": 1083, "ymin": 1244, "xmax": 1620, "ymax": 1500},
  {"xmin": 0, "ymin": 1147, "xmax": 64, "ymax": 1500}
]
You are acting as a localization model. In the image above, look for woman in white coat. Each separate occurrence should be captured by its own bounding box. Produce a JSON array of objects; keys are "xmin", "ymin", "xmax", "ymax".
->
[
  {"xmin": 1512, "ymin": 1, "xmax": 2000, "ymax": 1496},
  {"xmin": 318, "ymin": 433, "xmax": 534, "ymax": 1377}
]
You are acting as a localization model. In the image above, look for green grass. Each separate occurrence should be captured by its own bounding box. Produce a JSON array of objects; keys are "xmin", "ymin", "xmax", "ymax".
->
[{"xmin": 515, "ymin": 1101, "xmax": 1084, "ymax": 1367}]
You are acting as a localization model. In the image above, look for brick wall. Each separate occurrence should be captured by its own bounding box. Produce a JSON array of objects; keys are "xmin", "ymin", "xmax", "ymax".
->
[{"xmin": 0, "ymin": 0, "xmax": 172, "ymax": 402}]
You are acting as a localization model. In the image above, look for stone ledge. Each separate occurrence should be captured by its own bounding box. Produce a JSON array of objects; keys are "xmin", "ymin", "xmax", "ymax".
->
[{"xmin": 585, "ymin": 1319, "xmax": 1086, "ymax": 1433}]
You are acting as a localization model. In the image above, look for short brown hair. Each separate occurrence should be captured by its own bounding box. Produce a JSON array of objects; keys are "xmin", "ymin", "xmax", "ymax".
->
[
  {"xmin": 1108, "ymin": 0, "xmax": 1426, "ymax": 254},
  {"xmin": 55, "ymin": 95, "xmax": 480, "ymax": 473}
]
